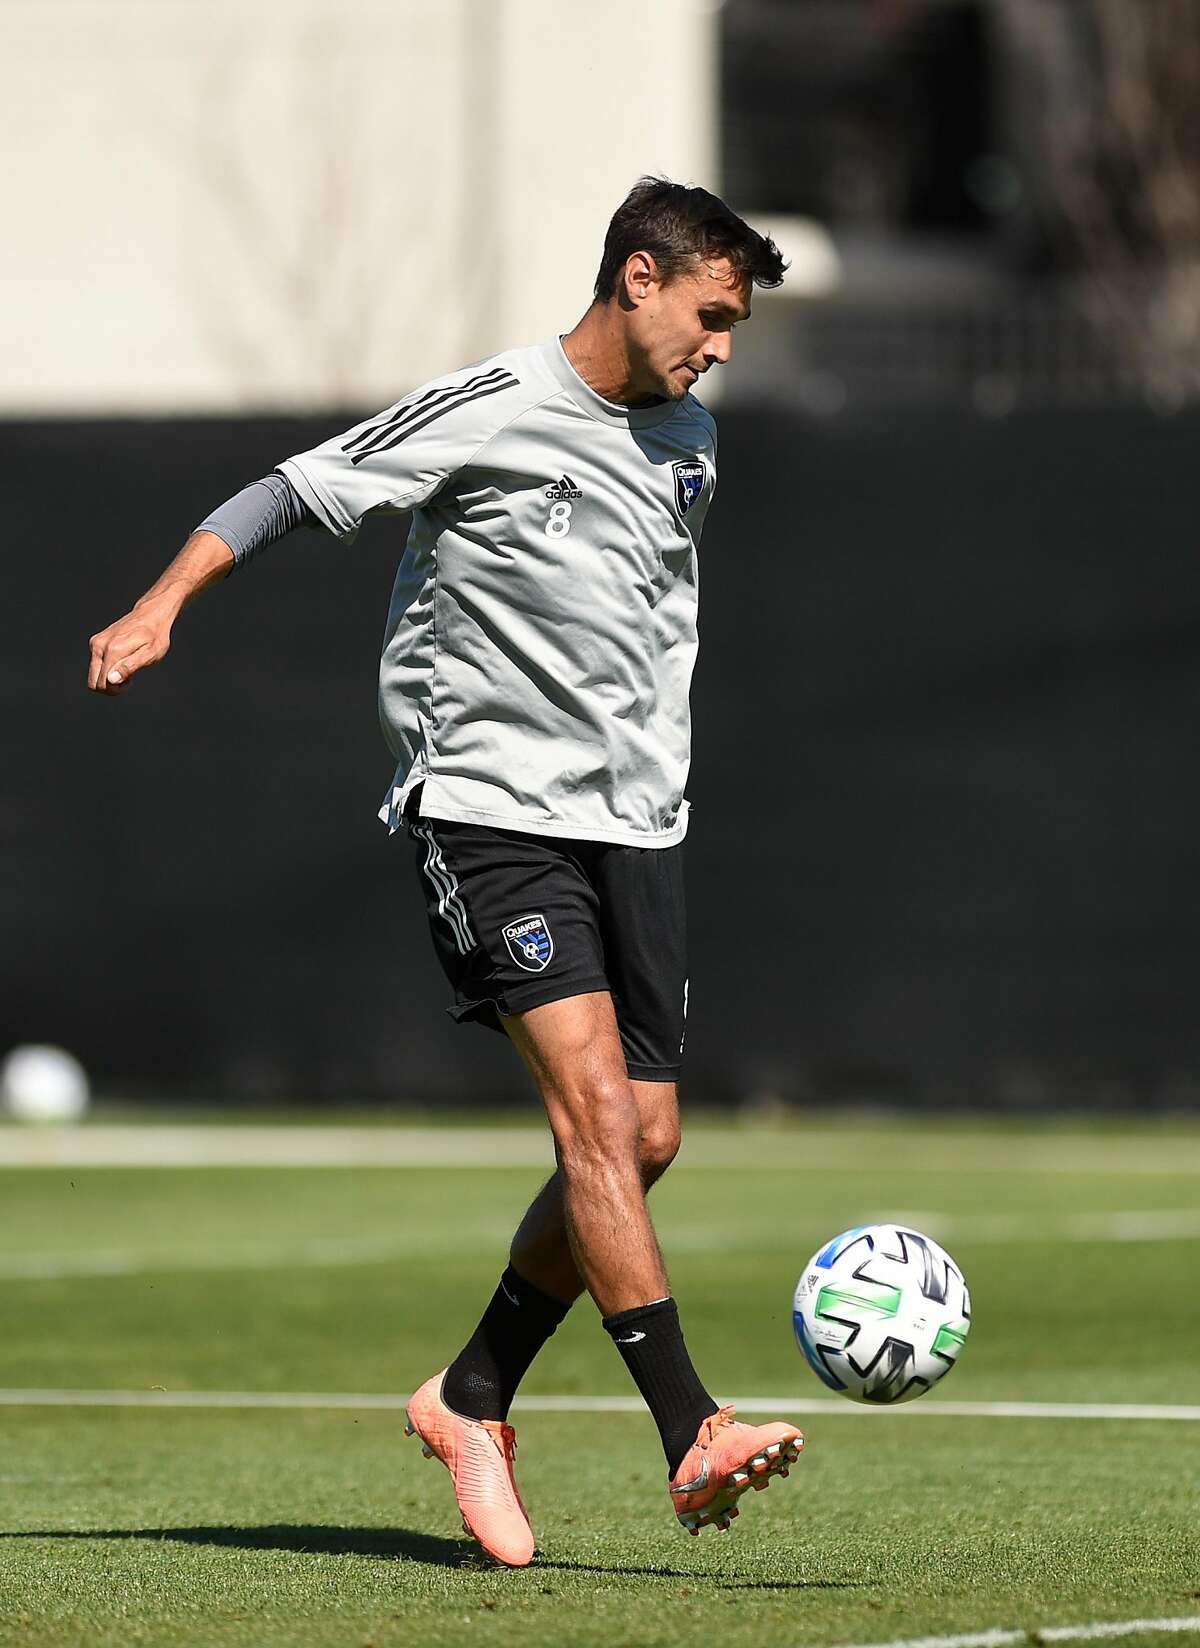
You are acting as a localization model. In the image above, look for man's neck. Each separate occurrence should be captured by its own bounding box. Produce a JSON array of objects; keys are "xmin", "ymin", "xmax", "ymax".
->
[{"xmin": 560, "ymin": 304, "xmax": 662, "ymax": 408}]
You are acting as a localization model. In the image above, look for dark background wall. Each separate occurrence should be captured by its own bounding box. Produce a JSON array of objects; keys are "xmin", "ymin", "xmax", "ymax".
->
[{"xmin": 6, "ymin": 408, "xmax": 1199, "ymax": 1107}]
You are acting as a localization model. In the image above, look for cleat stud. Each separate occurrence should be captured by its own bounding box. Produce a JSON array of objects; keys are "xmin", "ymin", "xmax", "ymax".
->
[
  {"xmin": 421, "ymin": 1443, "xmax": 434, "ymax": 1458},
  {"xmin": 753, "ymin": 1456, "xmax": 768, "ymax": 1472},
  {"xmin": 779, "ymin": 1466, "xmax": 789, "ymax": 1477},
  {"xmin": 766, "ymin": 1443, "xmax": 780, "ymax": 1457},
  {"xmin": 403, "ymin": 1420, "xmax": 415, "ymax": 1436},
  {"xmin": 729, "ymin": 1507, "xmax": 739, "ymax": 1519},
  {"xmin": 731, "ymin": 1470, "xmax": 749, "ymax": 1486}
]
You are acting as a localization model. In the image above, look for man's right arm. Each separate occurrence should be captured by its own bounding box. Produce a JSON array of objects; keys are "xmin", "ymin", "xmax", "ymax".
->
[
  {"xmin": 86, "ymin": 472, "xmax": 314, "ymax": 696},
  {"xmin": 88, "ymin": 356, "xmax": 526, "ymax": 697},
  {"xmin": 87, "ymin": 528, "xmax": 235, "ymax": 696}
]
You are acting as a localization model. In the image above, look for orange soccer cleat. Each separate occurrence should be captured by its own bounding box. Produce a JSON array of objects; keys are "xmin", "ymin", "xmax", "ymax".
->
[
  {"xmin": 669, "ymin": 1405, "xmax": 804, "ymax": 1535},
  {"xmin": 404, "ymin": 1368, "xmax": 535, "ymax": 1567}
]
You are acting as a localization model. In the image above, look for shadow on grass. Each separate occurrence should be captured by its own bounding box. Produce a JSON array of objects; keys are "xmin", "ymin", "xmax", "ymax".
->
[
  {"xmin": 0, "ymin": 1525, "xmax": 465, "ymax": 1565},
  {"xmin": 549, "ymin": 1559, "xmax": 858, "ymax": 1589},
  {"xmin": 0, "ymin": 1526, "xmax": 860, "ymax": 1587}
]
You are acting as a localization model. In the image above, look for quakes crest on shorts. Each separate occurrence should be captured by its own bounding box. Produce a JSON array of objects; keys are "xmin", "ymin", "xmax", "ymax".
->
[
  {"xmin": 672, "ymin": 459, "xmax": 706, "ymax": 516},
  {"xmin": 502, "ymin": 913, "xmax": 554, "ymax": 972}
]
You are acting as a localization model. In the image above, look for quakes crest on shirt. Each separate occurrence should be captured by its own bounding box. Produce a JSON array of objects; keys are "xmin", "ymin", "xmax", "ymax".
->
[
  {"xmin": 502, "ymin": 913, "xmax": 554, "ymax": 972},
  {"xmin": 672, "ymin": 459, "xmax": 707, "ymax": 516}
]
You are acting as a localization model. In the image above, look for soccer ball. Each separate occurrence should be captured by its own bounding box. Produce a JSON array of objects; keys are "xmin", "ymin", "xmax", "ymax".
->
[
  {"xmin": 793, "ymin": 1225, "xmax": 970, "ymax": 1404},
  {"xmin": 0, "ymin": 1044, "xmax": 91, "ymax": 1125}
]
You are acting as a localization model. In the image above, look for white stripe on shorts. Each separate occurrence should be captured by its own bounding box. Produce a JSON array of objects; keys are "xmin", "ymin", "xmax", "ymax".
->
[{"xmin": 413, "ymin": 820, "xmax": 476, "ymax": 955}]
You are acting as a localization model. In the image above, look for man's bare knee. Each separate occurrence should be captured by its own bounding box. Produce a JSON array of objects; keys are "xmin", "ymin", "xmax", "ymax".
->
[
  {"xmin": 638, "ymin": 1114, "xmax": 681, "ymax": 1186},
  {"xmin": 551, "ymin": 1074, "xmax": 642, "ymax": 1179},
  {"xmin": 631, "ymin": 1080, "xmax": 680, "ymax": 1188}
]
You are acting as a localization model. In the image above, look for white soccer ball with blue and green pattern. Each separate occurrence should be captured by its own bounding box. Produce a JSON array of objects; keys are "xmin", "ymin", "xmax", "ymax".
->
[{"xmin": 793, "ymin": 1225, "xmax": 971, "ymax": 1404}]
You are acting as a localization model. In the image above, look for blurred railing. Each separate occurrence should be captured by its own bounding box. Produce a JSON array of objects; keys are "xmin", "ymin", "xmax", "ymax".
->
[{"xmin": 733, "ymin": 280, "xmax": 1200, "ymax": 415}]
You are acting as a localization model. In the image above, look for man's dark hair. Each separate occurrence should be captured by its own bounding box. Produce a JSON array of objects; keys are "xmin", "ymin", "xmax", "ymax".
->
[{"xmin": 593, "ymin": 176, "xmax": 787, "ymax": 302}]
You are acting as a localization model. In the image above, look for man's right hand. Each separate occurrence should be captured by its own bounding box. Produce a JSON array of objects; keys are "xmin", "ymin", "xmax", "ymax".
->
[
  {"xmin": 85, "ymin": 529, "xmax": 235, "ymax": 697},
  {"xmin": 87, "ymin": 603, "xmax": 175, "ymax": 695}
]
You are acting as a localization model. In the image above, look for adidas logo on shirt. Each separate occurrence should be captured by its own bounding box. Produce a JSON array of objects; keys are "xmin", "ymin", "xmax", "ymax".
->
[{"xmin": 545, "ymin": 475, "xmax": 583, "ymax": 501}]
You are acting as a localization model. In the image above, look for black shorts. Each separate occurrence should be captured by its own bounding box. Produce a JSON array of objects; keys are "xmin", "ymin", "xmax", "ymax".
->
[{"xmin": 404, "ymin": 802, "xmax": 688, "ymax": 1083}]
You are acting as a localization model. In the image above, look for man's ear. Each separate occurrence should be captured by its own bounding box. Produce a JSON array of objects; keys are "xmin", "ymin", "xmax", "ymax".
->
[{"xmin": 622, "ymin": 251, "xmax": 659, "ymax": 305}]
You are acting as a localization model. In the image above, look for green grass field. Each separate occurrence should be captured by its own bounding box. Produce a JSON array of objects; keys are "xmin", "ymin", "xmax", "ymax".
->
[{"xmin": 0, "ymin": 1117, "xmax": 1197, "ymax": 1647}]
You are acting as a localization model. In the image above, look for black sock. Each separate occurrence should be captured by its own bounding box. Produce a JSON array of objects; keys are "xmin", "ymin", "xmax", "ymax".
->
[
  {"xmin": 603, "ymin": 1296, "xmax": 719, "ymax": 1476},
  {"xmin": 442, "ymin": 1265, "xmax": 572, "ymax": 1422}
]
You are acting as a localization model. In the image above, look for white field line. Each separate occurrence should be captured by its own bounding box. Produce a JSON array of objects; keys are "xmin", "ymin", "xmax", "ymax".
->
[
  {"xmin": 0, "ymin": 1390, "xmax": 1197, "ymax": 1421},
  {"xmin": 0, "ymin": 1125, "xmax": 1198, "ymax": 1175},
  {"xmin": 878, "ymin": 1209, "xmax": 1200, "ymax": 1246},
  {"xmin": 834, "ymin": 1617, "xmax": 1200, "ymax": 1648},
  {"xmin": 0, "ymin": 1126, "xmax": 556, "ymax": 1170},
  {"xmin": 0, "ymin": 1206, "xmax": 1197, "ymax": 1283},
  {"xmin": 0, "ymin": 1235, "xmax": 419, "ymax": 1280}
]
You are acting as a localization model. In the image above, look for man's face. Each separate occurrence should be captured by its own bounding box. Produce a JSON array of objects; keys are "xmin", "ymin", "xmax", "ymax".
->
[{"xmin": 624, "ymin": 254, "xmax": 752, "ymax": 401}]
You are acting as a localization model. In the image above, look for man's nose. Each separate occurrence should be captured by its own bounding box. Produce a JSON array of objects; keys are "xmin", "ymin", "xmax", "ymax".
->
[{"xmin": 706, "ymin": 332, "xmax": 732, "ymax": 367}]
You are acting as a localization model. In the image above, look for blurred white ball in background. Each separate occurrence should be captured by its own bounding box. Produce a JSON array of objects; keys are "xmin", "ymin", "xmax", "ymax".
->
[{"xmin": 1, "ymin": 1044, "xmax": 91, "ymax": 1124}]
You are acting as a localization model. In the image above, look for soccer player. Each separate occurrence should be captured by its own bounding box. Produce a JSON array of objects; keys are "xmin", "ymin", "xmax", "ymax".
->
[{"xmin": 87, "ymin": 178, "xmax": 803, "ymax": 1567}]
